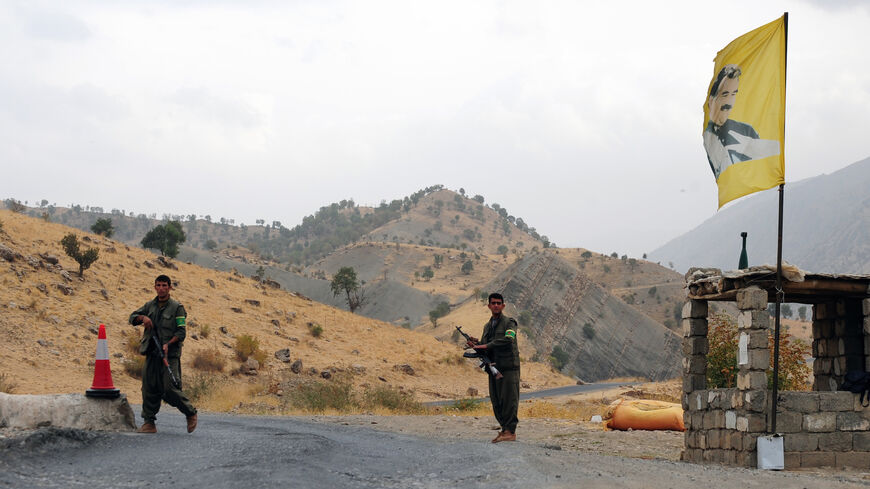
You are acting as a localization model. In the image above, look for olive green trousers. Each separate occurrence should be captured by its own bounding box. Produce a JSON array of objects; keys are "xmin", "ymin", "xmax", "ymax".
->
[
  {"xmin": 141, "ymin": 355, "xmax": 196, "ymax": 424},
  {"xmin": 488, "ymin": 369, "xmax": 519, "ymax": 433}
]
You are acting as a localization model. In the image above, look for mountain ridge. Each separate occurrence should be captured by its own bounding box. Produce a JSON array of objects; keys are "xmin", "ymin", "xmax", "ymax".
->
[{"xmin": 649, "ymin": 156, "xmax": 870, "ymax": 274}]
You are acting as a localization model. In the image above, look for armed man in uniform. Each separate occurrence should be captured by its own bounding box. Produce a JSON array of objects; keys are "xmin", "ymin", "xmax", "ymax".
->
[
  {"xmin": 466, "ymin": 293, "xmax": 520, "ymax": 442},
  {"xmin": 129, "ymin": 274, "xmax": 198, "ymax": 434}
]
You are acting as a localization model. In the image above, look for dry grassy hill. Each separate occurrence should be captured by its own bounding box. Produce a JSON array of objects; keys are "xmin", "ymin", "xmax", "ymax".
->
[
  {"xmin": 361, "ymin": 189, "xmax": 545, "ymax": 254},
  {"xmin": 306, "ymin": 241, "xmax": 516, "ymax": 303},
  {"xmin": 0, "ymin": 210, "xmax": 574, "ymax": 410}
]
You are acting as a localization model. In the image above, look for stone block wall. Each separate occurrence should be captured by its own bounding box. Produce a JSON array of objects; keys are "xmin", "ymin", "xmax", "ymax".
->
[
  {"xmin": 681, "ymin": 387, "xmax": 767, "ymax": 466},
  {"xmin": 683, "ymin": 293, "xmax": 870, "ymax": 469},
  {"xmin": 681, "ymin": 287, "xmax": 771, "ymax": 467},
  {"xmin": 778, "ymin": 391, "xmax": 870, "ymax": 468},
  {"xmin": 812, "ymin": 299, "xmax": 868, "ymax": 391}
]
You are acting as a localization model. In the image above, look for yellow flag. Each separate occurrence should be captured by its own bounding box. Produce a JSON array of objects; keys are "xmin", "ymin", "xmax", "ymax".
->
[{"xmin": 703, "ymin": 15, "xmax": 786, "ymax": 208}]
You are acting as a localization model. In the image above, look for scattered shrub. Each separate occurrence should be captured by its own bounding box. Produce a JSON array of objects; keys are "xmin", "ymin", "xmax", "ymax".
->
[
  {"xmin": 234, "ymin": 334, "xmax": 267, "ymax": 364},
  {"xmin": 0, "ymin": 373, "xmax": 17, "ymax": 393},
  {"xmin": 308, "ymin": 322, "xmax": 323, "ymax": 337},
  {"xmin": 549, "ymin": 345, "xmax": 570, "ymax": 370},
  {"xmin": 362, "ymin": 386, "xmax": 424, "ymax": 413},
  {"xmin": 446, "ymin": 398, "xmax": 483, "ymax": 412},
  {"xmin": 582, "ymin": 323, "xmax": 595, "ymax": 339},
  {"xmin": 437, "ymin": 354, "xmax": 464, "ymax": 365},
  {"xmin": 200, "ymin": 324, "xmax": 211, "ymax": 338},
  {"xmin": 123, "ymin": 356, "xmax": 145, "ymax": 380},
  {"xmin": 185, "ymin": 373, "xmax": 221, "ymax": 402},
  {"xmin": 123, "ymin": 332, "xmax": 141, "ymax": 355},
  {"xmin": 193, "ymin": 348, "xmax": 226, "ymax": 372},
  {"xmin": 287, "ymin": 379, "xmax": 355, "ymax": 412}
]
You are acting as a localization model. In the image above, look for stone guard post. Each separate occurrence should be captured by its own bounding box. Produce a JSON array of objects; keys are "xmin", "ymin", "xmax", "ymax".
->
[{"xmin": 682, "ymin": 286, "xmax": 772, "ymax": 466}]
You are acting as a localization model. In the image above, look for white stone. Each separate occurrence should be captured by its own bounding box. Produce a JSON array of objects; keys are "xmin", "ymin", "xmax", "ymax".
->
[
  {"xmin": 737, "ymin": 416, "xmax": 749, "ymax": 432},
  {"xmin": 738, "ymin": 333, "xmax": 749, "ymax": 365},
  {"xmin": 726, "ymin": 410, "xmax": 737, "ymax": 429}
]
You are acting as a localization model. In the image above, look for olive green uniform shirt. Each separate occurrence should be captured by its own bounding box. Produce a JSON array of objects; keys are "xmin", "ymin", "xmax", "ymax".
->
[
  {"xmin": 129, "ymin": 297, "xmax": 187, "ymax": 358},
  {"xmin": 481, "ymin": 315, "xmax": 520, "ymax": 371}
]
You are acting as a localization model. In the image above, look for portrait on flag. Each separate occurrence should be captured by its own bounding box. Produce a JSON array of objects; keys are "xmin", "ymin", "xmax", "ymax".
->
[
  {"xmin": 703, "ymin": 64, "xmax": 780, "ymax": 179},
  {"xmin": 703, "ymin": 16, "xmax": 786, "ymax": 208}
]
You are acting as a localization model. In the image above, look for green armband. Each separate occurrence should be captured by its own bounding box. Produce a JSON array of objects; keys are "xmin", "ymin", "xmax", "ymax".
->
[
  {"xmin": 505, "ymin": 329, "xmax": 516, "ymax": 339},
  {"xmin": 176, "ymin": 317, "xmax": 186, "ymax": 326}
]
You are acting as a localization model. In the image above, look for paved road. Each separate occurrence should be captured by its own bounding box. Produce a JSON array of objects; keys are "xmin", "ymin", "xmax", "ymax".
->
[
  {"xmin": 425, "ymin": 382, "xmax": 624, "ymax": 406},
  {"xmin": 2, "ymin": 411, "xmax": 868, "ymax": 489}
]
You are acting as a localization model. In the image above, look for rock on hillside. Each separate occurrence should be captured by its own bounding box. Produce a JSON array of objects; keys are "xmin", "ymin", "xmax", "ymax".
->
[{"xmin": 485, "ymin": 251, "xmax": 681, "ymax": 382}]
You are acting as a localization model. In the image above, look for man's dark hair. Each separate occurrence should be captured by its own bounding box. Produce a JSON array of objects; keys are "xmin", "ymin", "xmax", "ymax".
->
[
  {"xmin": 155, "ymin": 274, "xmax": 172, "ymax": 286},
  {"xmin": 488, "ymin": 293, "xmax": 504, "ymax": 303},
  {"xmin": 709, "ymin": 64, "xmax": 742, "ymax": 97}
]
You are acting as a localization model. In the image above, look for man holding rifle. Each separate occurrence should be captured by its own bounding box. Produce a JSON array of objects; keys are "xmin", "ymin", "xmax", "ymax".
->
[
  {"xmin": 465, "ymin": 293, "xmax": 520, "ymax": 443},
  {"xmin": 130, "ymin": 274, "xmax": 198, "ymax": 434}
]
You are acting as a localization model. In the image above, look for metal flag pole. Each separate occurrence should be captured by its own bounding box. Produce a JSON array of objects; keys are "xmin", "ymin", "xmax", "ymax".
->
[{"xmin": 770, "ymin": 11, "xmax": 788, "ymax": 435}]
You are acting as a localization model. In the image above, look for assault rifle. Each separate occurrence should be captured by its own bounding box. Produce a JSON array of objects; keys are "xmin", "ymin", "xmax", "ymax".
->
[
  {"xmin": 455, "ymin": 326, "xmax": 503, "ymax": 380},
  {"xmin": 149, "ymin": 327, "xmax": 181, "ymax": 389}
]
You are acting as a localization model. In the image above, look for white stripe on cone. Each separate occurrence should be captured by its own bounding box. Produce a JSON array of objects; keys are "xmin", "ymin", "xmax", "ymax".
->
[{"xmin": 96, "ymin": 339, "xmax": 109, "ymax": 360}]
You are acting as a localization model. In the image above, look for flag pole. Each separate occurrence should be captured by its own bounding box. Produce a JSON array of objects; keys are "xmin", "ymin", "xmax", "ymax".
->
[{"xmin": 770, "ymin": 11, "xmax": 788, "ymax": 435}]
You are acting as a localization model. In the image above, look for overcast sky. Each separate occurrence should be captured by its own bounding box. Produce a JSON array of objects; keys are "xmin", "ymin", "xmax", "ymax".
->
[{"xmin": 2, "ymin": 0, "xmax": 868, "ymax": 257}]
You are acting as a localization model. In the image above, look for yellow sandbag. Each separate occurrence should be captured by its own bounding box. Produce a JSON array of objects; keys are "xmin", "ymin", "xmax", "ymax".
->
[{"xmin": 605, "ymin": 398, "xmax": 685, "ymax": 431}]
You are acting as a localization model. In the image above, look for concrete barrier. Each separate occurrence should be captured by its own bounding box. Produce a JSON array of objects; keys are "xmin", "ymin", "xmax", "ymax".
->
[{"xmin": 0, "ymin": 393, "xmax": 136, "ymax": 431}]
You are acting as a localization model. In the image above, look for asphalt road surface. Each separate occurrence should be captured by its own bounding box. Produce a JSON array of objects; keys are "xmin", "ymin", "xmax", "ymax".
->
[
  {"xmin": 2, "ymin": 411, "xmax": 868, "ymax": 489},
  {"xmin": 425, "ymin": 381, "xmax": 624, "ymax": 406}
]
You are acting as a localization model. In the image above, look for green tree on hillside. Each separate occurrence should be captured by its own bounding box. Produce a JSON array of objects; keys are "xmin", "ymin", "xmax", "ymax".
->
[
  {"xmin": 61, "ymin": 233, "xmax": 99, "ymax": 277},
  {"xmin": 330, "ymin": 266, "xmax": 367, "ymax": 313},
  {"xmin": 141, "ymin": 221, "xmax": 186, "ymax": 258},
  {"xmin": 549, "ymin": 345, "xmax": 570, "ymax": 370},
  {"xmin": 421, "ymin": 266, "xmax": 434, "ymax": 281},
  {"xmin": 4, "ymin": 199, "xmax": 25, "ymax": 213},
  {"xmin": 428, "ymin": 301, "xmax": 451, "ymax": 327},
  {"xmin": 461, "ymin": 260, "xmax": 474, "ymax": 275},
  {"xmin": 90, "ymin": 218, "xmax": 114, "ymax": 238}
]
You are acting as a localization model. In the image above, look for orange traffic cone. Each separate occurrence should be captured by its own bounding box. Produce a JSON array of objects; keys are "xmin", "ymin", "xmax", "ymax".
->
[{"xmin": 85, "ymin": 324, "xmax": 120, "ymax": 398}]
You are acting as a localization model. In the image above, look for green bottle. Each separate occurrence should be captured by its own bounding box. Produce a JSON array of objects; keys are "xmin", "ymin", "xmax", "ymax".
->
[{"xmin": 738, "ymin": 232, "xmax": 748, "ymax": 270}]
